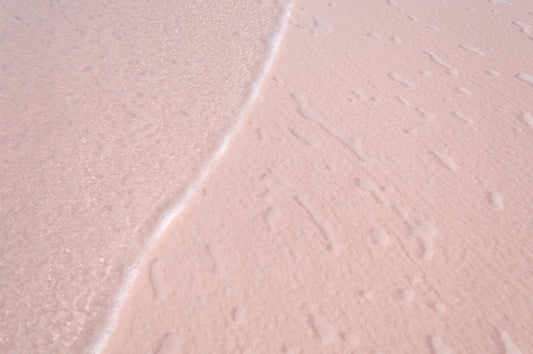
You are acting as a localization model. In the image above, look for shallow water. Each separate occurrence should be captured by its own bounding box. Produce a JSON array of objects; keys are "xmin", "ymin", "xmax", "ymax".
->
[{"xmin": 0, "ymin": 0, "xmax": 287, "ymax": 351}]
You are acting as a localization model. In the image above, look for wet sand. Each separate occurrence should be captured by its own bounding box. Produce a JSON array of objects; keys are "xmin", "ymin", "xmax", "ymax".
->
[{"xmin": 103, "ymin": 0, "xmax": 533, "ymax": 353}]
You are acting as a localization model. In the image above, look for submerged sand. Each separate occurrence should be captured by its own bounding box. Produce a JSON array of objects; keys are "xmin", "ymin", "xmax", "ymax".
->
[
  {"xmin": 3, "ymin": 0, "xmax": 533, "ymax": 353},
  {"xmin": 0, "ymin": 0, "xmax": 287, "ymax": 351}
]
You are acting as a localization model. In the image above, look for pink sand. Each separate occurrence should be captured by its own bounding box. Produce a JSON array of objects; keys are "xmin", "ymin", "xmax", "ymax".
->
[
  {"xmin": 2, "ymin": 0, "xmax": 533, "ymax": 353},
  {"xmin": 0, "ymin": 0, "xmax": 286, "ymax": 351}
]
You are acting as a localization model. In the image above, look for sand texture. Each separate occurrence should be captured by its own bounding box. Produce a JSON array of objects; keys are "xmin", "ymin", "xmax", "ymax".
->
[{"xmin": 2, "ymin": 0, "xmax": 533, "ymax": 353}]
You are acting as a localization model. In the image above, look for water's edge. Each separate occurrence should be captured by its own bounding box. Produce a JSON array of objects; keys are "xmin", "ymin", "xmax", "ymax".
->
[{"xmin": 89, "ymin": 2, "xmax": 293, "ymax": 352}]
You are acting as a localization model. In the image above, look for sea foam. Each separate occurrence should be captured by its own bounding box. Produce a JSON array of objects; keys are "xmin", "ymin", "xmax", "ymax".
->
[{"xmin": 89, "ymin": 2, "xmax": 294, "ymax": 352}]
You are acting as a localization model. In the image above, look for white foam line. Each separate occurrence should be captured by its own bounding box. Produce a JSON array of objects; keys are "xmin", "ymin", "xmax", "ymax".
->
[{"xmin": 89, "ymin": 2, "xmax": 294, "ymax": 353}]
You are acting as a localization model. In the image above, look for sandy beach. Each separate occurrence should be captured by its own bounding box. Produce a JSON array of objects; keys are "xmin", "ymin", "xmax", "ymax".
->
[{"xmin": 1, "ymin": 0, "xmax": 532, "ymax": 353}]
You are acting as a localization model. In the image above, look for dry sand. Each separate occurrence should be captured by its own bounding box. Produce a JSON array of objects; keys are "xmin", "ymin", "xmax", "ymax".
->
[{"xmin": 2, "ymin": 0, "xmax": 533, "ymax": 353}]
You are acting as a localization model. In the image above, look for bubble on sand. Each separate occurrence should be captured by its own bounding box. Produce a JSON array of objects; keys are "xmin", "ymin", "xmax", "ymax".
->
[
  {"xmin": 491, "ymin": 191, "xmax": 504, "ymax": 209},
  {"xmin": 344, "ymin": 333, "xmax": 360, "ymax": 346},
  {"xmin": 311, "ymin": 314, "xmax": 336, "ymax": 345},
  {"xmin": 435, "ymin": 302, "xmax": 447, "ymax": 313},
  {"xmin": 403, "ymin": 289, "xmax": 415, "ymax": 303},
  {"xmin": 372, "ymin": 228, "xmax": 391, "ymax": 247},
  {"xmin": 431, "ymin": 336, "xmax": 451, "ymax": 354},
  {"xmin": 157, "ymin": 333, "xmax": 179, "ymax": 354}
]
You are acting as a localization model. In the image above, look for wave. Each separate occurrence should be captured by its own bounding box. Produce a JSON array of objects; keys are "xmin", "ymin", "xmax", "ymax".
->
[{"xmin": 89, "ymin": 1, "xmax": 294, "ymax": 352}]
